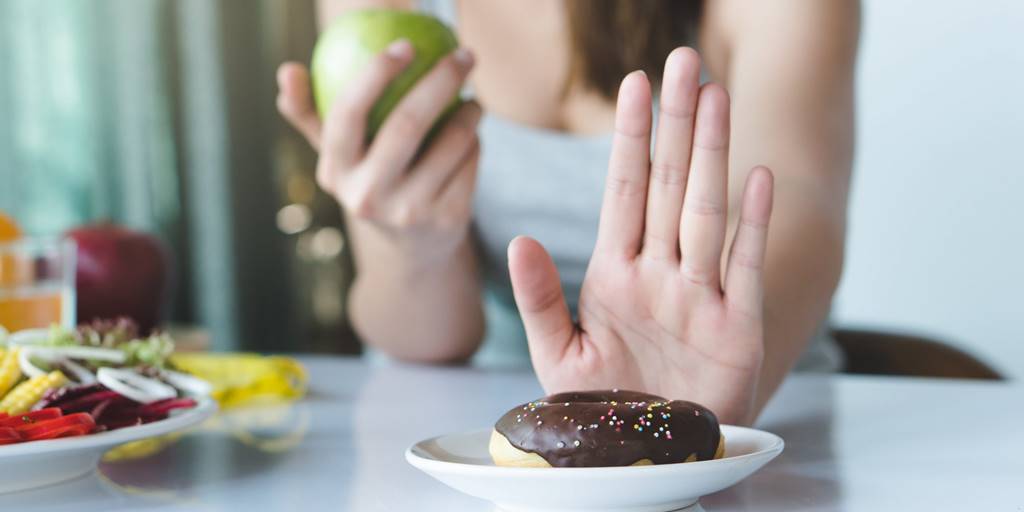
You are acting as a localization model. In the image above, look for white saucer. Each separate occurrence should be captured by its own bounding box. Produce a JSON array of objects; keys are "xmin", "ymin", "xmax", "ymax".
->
[
  {"xmin": 0, "ymin": 396, "xmax": 216, "ymax": 494},
  {"xmin": 407, "ymin": 425, "xmax": 783, "ymax": 512}
]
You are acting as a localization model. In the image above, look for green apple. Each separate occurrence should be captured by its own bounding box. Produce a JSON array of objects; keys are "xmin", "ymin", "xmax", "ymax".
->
[{"xmin": 311, "ymin": 9, "xmax": 460, "ymax": 140}]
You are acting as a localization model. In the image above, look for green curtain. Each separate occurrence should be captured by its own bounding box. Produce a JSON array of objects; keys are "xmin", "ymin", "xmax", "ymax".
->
[{"xmin": 0, "ymin": 0, "xmax": 359, "ymax": 354}]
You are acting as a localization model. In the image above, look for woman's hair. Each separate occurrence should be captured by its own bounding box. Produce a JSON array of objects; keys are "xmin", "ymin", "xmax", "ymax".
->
[{"xmin": 565, "ymin": 0, "xmax": 703, "ymax": 100}]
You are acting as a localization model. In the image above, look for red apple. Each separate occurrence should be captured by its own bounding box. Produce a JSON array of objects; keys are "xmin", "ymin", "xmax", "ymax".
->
[{"xmin": 66, "ymin": 223, "xmax": 170, "ymax": 333}]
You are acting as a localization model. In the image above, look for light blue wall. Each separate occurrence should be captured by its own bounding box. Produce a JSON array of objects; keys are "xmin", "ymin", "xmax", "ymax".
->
[{"xmin": 834, "ymin": 0, "xmax": 1024, "ymax": 376}]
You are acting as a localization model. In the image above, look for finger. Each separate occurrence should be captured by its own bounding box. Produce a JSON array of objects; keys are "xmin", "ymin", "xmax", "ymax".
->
[
  {"xmin": 508, "ymin": 236, "xmax": 576, "ymax": 362},
  {"xmin": 367, "ymin": 47, "xmax": 475, "ymax": 184},
  {"xmin": 595, "ymin": 70, "xmax": 652, "ymax": 259},
  {"xmin": 401, "ymin": 101, "xmax": 483, "ymax": 203},
  {"xmin": 679, "ymin": 83, "xmax": 730, "ymax": 289},
  {"xmin": 724, "ymin": 166, "xmax": 774, "ymax": 316},
  {"xmin": 644, "ymin": 47, "xmax": 701, "ymax": 261},
  {"xmin": 321, "ymin": 39, "xmax": 415, "ymax": 168},
  {"xmin": 276, "ymin": 62, "xmax": 323, "ymax": 151}
]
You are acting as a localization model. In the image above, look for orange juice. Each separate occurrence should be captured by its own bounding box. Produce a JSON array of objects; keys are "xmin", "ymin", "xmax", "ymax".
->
[
  {"xmin": 0, "ymin": 213, "xmax": 20, "ymax": 242},
  {"xmin": 0, "ymin": 235, "xmax": 76, "ymax": 333},
  {"xmin": 0, "ymin": 285, "xmax": 64, "ymax": 332},
  {"xmin": 0, "ymin": 213, "xmax": 23, "ymax": 289}
]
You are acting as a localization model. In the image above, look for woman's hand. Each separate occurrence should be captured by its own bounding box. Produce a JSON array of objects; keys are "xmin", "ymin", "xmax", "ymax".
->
[
  {"xmin": 276, "ymin": 40, "xmax": 482, "ymax": 263},
  {"xmin": 508, "ymin": 48, "xmax": 774, "ymax": 426},
  {"xmin": 276, "ymin": 40, "xmax": 486, "ymax": 363}
]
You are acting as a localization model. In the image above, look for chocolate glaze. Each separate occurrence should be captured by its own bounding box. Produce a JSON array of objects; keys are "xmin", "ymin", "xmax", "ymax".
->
[{"xmin": 494, "ymin": 390, "xmax": 721, "ymax": 467}]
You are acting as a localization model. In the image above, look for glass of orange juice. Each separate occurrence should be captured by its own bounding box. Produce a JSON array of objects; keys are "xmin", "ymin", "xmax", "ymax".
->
[{"xmin": 0, "ymin": 237, "xmax": 76, "ymax": 333}]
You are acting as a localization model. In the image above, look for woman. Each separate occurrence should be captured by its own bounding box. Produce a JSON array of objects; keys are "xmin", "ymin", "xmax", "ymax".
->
[{"xmin": 277, "ymin": 0, "xmax": 859, "ymax": 425}]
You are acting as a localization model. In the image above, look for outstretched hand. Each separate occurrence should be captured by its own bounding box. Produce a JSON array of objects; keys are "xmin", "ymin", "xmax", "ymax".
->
[{"xmin": 508, "ymin": 48, "xmax": 774, "ymax": 426}]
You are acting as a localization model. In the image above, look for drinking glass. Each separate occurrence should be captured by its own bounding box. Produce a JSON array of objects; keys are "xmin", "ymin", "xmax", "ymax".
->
[{"xmin": 0, "ymin": 237, "xmax": 76, "ymax": 333}]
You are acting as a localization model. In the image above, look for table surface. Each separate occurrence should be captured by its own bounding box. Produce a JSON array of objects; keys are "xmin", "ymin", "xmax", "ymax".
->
[{"xmin": 4, "ymin": 355, "xmax": 1022, "ymax": 511}]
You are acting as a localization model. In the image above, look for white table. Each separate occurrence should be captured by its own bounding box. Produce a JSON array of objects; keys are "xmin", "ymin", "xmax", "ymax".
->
[{"xmin": 4, "ymin": 356, "xmax": 1022, "ymax": 511}]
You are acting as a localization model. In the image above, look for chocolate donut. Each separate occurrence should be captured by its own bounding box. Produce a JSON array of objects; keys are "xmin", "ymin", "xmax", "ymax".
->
[{"xmin": 490, "ymin": 390, "xmax": 723, "ymax": 468}]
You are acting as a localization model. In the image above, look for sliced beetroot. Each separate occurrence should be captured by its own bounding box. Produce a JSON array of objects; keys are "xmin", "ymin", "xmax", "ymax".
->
[
  {"xmin": 55, "ymin": 390, "xmax": 126, "ymax": 414},
  {"xmin": 31, "ymin": 380, "xmax": 197, "ymax": 432},
  {"xmin": 91, "ymin": 402, "xmax": 179, "ymax": 430},
  {"xmin": 137, "ymin": 398, "xmax": 196, "ymax": 417},
  {"xmin": 32, "ymin": 383, "xmax": 107, "ymax": 411},
  {"xmin": 89, "ymin": 398, "xmax": 115, "ymax": 422}
]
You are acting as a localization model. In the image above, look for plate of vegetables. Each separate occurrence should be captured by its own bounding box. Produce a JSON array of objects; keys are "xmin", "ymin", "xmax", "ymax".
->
[{"xmin": 0, "ymin": 319, "xmax": 216, "ymax": 494}]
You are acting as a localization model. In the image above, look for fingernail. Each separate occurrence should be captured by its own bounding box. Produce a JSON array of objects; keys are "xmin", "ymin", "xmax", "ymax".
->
[
  {"xmin": 386, "ymin": 39, "xmax": 413, "ymax": 58},
  {"xmin": 453, "ymin": 47, "xmax": 474, "ymax": 68}
]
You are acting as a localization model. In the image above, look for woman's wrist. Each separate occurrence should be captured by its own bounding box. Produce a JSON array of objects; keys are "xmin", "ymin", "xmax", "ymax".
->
[
  {"xmin": 348, "ymin": 216, "xmax": 473, "ymax": 284},
  {"xmin": 347, "ymin": 224, "xmax": 484, "ymax": 362}
]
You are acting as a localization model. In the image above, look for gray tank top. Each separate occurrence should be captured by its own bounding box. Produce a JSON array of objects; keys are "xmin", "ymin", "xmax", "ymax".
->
[{"xmin": 421, "ymin": 0, "xmax": 842, "ymax": 372}]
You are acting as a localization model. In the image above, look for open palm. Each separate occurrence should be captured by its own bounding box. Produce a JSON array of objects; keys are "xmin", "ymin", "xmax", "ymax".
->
[{"xmin": 508, "ymin": 48, "xmax": 774, "ymax": 426}]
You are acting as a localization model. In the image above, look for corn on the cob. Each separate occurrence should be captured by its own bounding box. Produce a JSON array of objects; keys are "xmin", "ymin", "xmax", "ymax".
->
[
  {"xmin": 0, "ymin": 347, "xmax": 22, "ymax": 399},
  {"xmin": 0, "ymin": 370, "xmax": 66, "ymax": 415}
]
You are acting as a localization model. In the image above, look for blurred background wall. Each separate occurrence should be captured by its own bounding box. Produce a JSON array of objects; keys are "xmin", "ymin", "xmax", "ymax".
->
[
  {"xmin": 0, "ymin": 0, "xmax": 358, "ymax": 354},
  {"xmin": 0, "ymin": 0, "xmax": 1020, "ymax": 375},
  {"xmin": 834, "ymin": 0, "xmax": 1024, "ymax": 377}
]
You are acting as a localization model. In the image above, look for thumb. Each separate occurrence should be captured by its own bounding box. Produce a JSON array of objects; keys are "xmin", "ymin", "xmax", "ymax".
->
[
  {"xmin": 276, "ymin": 62, "xmax": 323, "ymax": 151},
  {"xmin": 508, "ymin": 236, "xmax": 576, "ymax": 362}
]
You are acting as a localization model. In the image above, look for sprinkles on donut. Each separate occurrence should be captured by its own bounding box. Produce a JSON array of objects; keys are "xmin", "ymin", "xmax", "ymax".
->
[{"xmin": 489, "ymin": 390, "xmax": 724, "ymax": 467}]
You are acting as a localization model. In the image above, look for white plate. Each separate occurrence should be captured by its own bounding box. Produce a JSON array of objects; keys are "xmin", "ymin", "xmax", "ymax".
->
[
  {"xmin": 0, "ymin": 396, "xmax": 216, "ymax": 494},
  {"xmin": 407, "ymin": 425, "xmax": 783, "ymax": 512}
]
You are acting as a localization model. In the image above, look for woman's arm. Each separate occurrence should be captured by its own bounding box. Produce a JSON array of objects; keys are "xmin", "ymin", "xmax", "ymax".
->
[
  {"xmin": 346, "ymin": 223, "xmax": 485, "ymax": 364},
  {"xmin": 702, "ymin": 0, "xmax": 860, "ymax": 412},
  {"xmin": 278, "ymin": 0, "xmax": 485, "ymax": 363}
]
